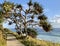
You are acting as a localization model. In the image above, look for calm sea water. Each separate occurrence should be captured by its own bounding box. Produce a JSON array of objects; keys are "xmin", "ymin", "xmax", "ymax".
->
[
  {"xmin": 36, "ymin": 28, "xmax": 60, "ymax": 43},
  {"xmin": 8, "ymin": 28, "xmax": 60, "ymax": 43}
]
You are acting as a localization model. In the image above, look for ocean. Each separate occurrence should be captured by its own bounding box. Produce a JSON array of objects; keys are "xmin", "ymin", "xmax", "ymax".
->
[
  {"xmin": 8, "ymin": 28, "xmax": 60, "ymax": 43},
  {"xmin": 36, "ymin": 28, "xmax": 60, "ymax": 43}
]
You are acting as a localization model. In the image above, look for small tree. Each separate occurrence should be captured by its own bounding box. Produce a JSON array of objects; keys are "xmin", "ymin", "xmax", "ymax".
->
[{"xmin": 0, "ymin": 0, "xmax": 52, "ymax": 37}]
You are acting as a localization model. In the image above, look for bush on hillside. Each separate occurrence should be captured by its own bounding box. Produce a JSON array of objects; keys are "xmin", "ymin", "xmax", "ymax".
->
[{"xmin": 22, "ymin": 28, "xmax": 38, "ymax": 38}]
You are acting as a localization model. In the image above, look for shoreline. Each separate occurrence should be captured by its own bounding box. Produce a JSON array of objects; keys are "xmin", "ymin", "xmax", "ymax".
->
[{"xmin": 37, "ymin": 34, "xmax": 60, "ymax": 44}]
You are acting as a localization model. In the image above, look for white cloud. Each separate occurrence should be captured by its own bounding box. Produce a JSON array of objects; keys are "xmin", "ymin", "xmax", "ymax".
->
[
  {"xmin": 53, "ymin": 15, "xmax": 60, "ymax": 23},
  {"xmin": 50, "ymin": 15, "xmax": 60, "ymax": 28}
]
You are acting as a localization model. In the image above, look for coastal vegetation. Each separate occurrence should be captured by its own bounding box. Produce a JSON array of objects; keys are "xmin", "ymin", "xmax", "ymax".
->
[
  {"xmin": 3, "ymin": 27, "xmax": 60, "ymax": 46},
  {"xmin": 0, "ymin": 0, "xmax": 60, "ymax": 46},
  {"xmin": 0, "ymin": 25, "xmax": 6, "ymax": 46},
  {"xmin": 10, "ymin": 30, "xmax": 60, "ymax": 46},
  {"xmin": 0, "ymin": 0, "xmax": 52, "ymax": 37},
  {"xmin": 0, "ymin": 10, "xmax": 6, "ymax": 46}
]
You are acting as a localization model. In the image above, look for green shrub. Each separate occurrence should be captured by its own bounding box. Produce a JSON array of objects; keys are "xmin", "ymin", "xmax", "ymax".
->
[
  {"xmin": 21, "ymin": 40, "xmax": 35, "ymax": 46},
  {"xmin": 27, "ymin": 28, "xmax": 38, "ymax": 38}
]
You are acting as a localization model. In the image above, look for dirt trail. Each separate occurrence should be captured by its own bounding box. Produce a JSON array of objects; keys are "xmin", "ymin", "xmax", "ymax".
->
[{"xmin": 7, "ymin": 34, "xmax": 25, "ymax": 46}]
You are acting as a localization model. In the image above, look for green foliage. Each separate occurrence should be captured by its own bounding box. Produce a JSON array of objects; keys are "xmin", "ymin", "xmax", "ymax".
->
[
  {"xmin": 0, "ymin": 11, "xmax": 3, "ymax": 15},
  {"xmin": 0, "ymin": 25, "xmax": 3, "ymax": 31},
  {"xmin": 0, "ymin": 25, "xmax": 6, "ymax": 46},
  {"xmin": 3, "ymin": 1, "xmax": 14, "ymax": 12},
  {"xmin": 27, "ymin": 0, "xmax": 43, "ymax": 14},
  {"xmin": 28, "ymin": 0, "xmax": 33, "ymax": 6},
  {"xmin": 21, "ymin": 40, "xmax": 35, "ymax": 46},
  {"xmin": 4, "ymin": 28, "xmax": 13, "ymax": 34},
  {"xmin": 39, "ymin": 20, "xmax": 52, "ymax": 32},
  {"xmin": 0, "ymin": 19, "xmax": 3, "ymax": 23},
  {"xmin": 27, "ymin": 28, "xmax": 38, "ymax": 38},
  {"xmin": 4, "ymin": 28, "xmax": 9, "ymax": 32},
  {"xmin": 21, "ymin": 28, "xmax": 37, "ymax": 38},
  {"xmin": 0, "ymin": 11, "xmax": 4, "ymax": 23},
  {"xmin": 0, "ymin": 0, "xmax": 52, "ymax": 38},
  {"xmin": 33, "ymin": 2, "xmax": 43, "ymax": 14},
  {"xmin": 12, "ymin": 32, "xmax": 60, "ymax": 46},
  {"xmin": 38, "ymin": 14, "xmax": 47, "ymax": 20},
  {"xmin": 16, "ymin": 4, "xmax": 22, "ymax": 10}
]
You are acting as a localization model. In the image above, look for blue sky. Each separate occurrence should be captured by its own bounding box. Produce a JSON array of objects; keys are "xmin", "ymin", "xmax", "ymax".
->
[
  {"xmin": 0, "ymin": 0, "xmax": 60, "ymax": 17},
  {"xmin": 0, "ymin": 0, "xmax": 60, "ymax": 28}
]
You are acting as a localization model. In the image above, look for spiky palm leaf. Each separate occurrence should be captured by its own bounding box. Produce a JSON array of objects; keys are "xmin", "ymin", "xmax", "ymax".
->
[
  {"xmin": 28, "ymin": 0, "xmax": 33, "ymax": 6},
  {"xmin": 3, "ymin": 2, "xmax": 14, "ymax": 12},
  {"xmin": 42, "ymin": 24, "xmax": 52, "ymax": 32},
  {"xmin": 16, "ymin": 4, "xmax": 22, "ymax": 10},
  {"xmin": 39, "ymin": 20, "xmax": 52, "ymax": 32},
  {"xmin": 38, "ymin": 14, "xmax": 47, "ymax": 20},
  {"xmin": 33, "ymin": 2, "xmax": 43, "ymax": 14}
]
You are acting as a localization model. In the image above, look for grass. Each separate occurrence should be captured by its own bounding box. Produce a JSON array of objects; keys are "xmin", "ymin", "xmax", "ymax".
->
[
  {"xmin": 5, "ymin": 28, "xmax": 60, "ymax": 46},
  {"xmin": 0, "ymin": 25, "xmax": 7, "ymax": 46},
  {"xmin": 13, "ymin": 32, "xmax": 60, "ymax": 46},
  {"xmin": 0, "ymin": 30, "xmax": 6, "ymax": 46}
]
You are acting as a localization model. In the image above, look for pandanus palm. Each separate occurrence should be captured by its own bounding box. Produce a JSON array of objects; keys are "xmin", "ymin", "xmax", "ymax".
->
[
  {"xmin": 33, "ymin": 2, "xmax": 43, "ymax": 14},
  {"xmin": 39, "ymin": 20, "xmax": 52, "ymax": 32},
  {"xmin": 27, "ymin": 0, "xmax": 52, "ymax": 32},
  {"xmin": 15, "ymin": 0, "xmax": 52, "ymax": 34},
  {"xmin": 3, "ymin": 1, "xmax": 14, "ymax": 12},
  {"xmin": 2, "ymin": 1, "xmax": 14, "ymax": 18},
  {"xmin": 0, "ymin": 0, "xmax": 52, "ymax": 37}
]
